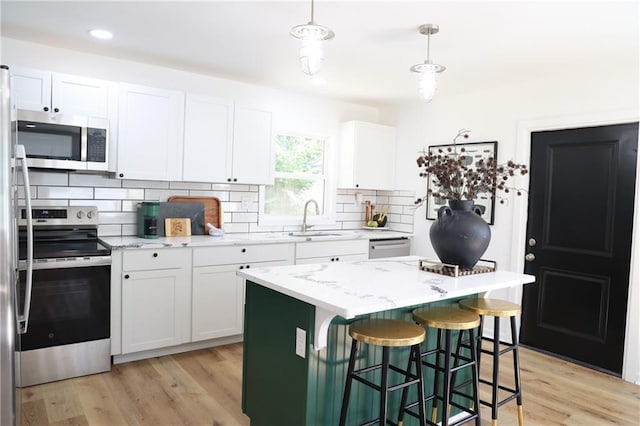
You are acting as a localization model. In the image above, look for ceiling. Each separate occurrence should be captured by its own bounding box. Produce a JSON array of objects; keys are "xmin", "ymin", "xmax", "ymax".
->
[{"xmin": 1, "ymin": 1, "xmax": 638, "ymax": 106}]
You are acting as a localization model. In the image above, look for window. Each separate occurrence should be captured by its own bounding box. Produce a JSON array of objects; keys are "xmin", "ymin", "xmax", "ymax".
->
[{"xmin": 260, "ymin": 133, "xmax": 331, "ymax": 225}]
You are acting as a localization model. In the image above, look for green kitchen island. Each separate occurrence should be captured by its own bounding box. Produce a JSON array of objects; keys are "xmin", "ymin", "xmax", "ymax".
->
[{"xmin": 238, "ymin": 256, "xmax": 535, "ymax": 426}]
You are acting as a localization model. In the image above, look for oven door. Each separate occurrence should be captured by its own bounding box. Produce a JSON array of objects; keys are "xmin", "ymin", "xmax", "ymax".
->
[{"xmin": 18, "ymin": 257, "xmax": 110, "ymax": 351}]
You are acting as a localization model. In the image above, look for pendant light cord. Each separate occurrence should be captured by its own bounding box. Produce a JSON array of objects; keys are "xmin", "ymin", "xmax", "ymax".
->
[{"xmin": 310, "ymin": 0, "xmax": 315, "ymax": 24}]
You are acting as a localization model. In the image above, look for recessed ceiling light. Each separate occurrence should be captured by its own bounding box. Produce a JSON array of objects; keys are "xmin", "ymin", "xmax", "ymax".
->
[{"xmin": 89, "ymin": 29, "xmax": 113, "ymax": 40}]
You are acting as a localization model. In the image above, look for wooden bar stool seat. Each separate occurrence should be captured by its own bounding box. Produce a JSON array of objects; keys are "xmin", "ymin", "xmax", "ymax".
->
[
  {"xmin": 403, "ymin": 307, "xmax": 481, "ymax": 426},
  {"xmin": 339, "ymin": 319, "xmax": 427, "ymax": 426},
  {"xmin": 459, "ymin": 298, "xmax": 524, "ymax": 426}
]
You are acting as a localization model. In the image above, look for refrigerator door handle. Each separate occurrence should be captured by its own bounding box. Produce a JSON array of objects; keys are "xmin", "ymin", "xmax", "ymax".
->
[{"xmin": 15, "ymin": 144, "xmax": 32, "ymax": 334}]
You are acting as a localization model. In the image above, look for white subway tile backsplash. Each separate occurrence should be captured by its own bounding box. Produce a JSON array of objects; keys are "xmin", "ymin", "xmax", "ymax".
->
[
  {"xmin": 38, "ymin": 186, "xmax": 93, "ymax": 199},
  {"xmin": 20, "ymin": 170, "xmax": 68, "ymax": 186},
  {"xmin": 232, "ymin": 212, "xmax": 258, "ymax": 223},
  {"xmin": 123, "ymin": 180, "xmax": 169, "ymax": 189},
  {"xmin": 20, "ymin": 199, "xmax": 68, "ymax": 207},
  {"xmin": 95, "ymin": 188, "xmax": 145, "ymax": 200},
  {"xmin": 18, "ymin": 168, "xmax": 414, "ymax": 237},
  {"xmin": 98, "ymin": 224, "xmax": 122, "ymax": 237},
  {"xmin": 144, "ymin": 189, "xmax": 187, "ymax": 201},
  {"xmin": 99, "ymin": 212, "xmax": 137, "ymax": 225},
  {"xmin": 170, "ymin": 181, "xmax": 212, "ymax": 190},
  {"xmin": 69, "ymin": 173, "xmax": 121, "ymax": 188}
]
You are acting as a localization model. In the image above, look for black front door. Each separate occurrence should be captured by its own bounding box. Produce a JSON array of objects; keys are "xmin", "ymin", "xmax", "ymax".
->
[{"xmin": 520, "ymin": 122, "xmax": 638, "ymax": 375}]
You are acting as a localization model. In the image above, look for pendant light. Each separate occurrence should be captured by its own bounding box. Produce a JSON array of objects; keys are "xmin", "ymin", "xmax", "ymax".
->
[
  {"xmin": 410, "ymin": 24, "xmax": 446, "ymax": 103},
  {"xmin": 290, "ymin": 0, "xmax": 335, "ymax": 76}
]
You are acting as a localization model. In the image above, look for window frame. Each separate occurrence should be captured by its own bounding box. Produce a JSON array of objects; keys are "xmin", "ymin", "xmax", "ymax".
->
[{"xmin": 258, "ymin": 131, "xmax": 336, "ymax": 228}]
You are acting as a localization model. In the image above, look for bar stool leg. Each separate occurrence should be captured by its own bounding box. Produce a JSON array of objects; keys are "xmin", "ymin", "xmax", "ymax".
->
[
  {"xmin": 339, "ymin": 339, "xmax": 358, "ymax": 426},
  {"xmin": 468, "ymin": 328, "xmax": 481, "ymax": 426},
  {"xmin": 510, "ymin": 316, "xmax": 524, "ymax": 426},
  {"xmin": 491, "ymin": 316, "xmax": 500, "ymax": 426},
  {"xmin": 380, "ymin": 347, "xmax": 390, "ymax": 425},
  {"xmin": 397, "ymin": 344, "xmax": 426, "ymax": 426},
  {"xmin": 431, "ymin": 329, "xmax": 443, "ymax": 423},
  {"xmin": 442, "ymin": 329, "xmax": 453, "ymax": 426}
]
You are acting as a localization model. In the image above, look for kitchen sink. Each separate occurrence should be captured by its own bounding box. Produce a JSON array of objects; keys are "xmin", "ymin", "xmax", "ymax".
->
[{"xmin": 288, "ymin": 231, "xmax": 345, "ymax": 237}]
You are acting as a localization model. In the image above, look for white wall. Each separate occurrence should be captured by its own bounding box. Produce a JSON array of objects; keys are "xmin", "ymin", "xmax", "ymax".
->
[{"xmin": 385, "ymin": 65, "xmax": 640, "ymax": 382}]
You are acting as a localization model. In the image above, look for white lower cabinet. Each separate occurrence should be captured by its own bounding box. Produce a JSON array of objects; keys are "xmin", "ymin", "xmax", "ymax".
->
[
  {"xmin": 191, "ymin": 244, "xmax": 294, "ymax": 342},
  {"xmin": 120, "ymin": 248, "xmax": 191, "ymax": 354},
  {"xmin": 191, "ymin": 259, "xmax": 290, "ymax": 342}
]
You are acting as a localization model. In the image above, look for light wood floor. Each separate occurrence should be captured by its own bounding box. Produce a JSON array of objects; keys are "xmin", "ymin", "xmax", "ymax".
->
[{"xmin": 21, "ymin": 342, "xmax": 640, "ymax": 426}]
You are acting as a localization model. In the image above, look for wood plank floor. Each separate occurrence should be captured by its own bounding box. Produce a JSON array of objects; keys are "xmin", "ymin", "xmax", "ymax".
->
[{"xmin": 21, "ymin": 343, "xmax": 640, "ymax": 425}]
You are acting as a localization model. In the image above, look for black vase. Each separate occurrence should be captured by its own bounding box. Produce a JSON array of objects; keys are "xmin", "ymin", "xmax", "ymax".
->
[{"xmin": 429, "ymin": 199, "xmax": 491, "ymax": 269}]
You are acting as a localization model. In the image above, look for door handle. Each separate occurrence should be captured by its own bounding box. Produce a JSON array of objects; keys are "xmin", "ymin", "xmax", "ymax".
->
[{"xmin": 525, "ymin": 253, "xmax": 535, "ymax": 262}]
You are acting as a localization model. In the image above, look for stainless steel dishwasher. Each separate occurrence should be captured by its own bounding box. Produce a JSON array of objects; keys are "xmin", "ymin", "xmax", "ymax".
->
[{"xmin": 368, "ymin": 237, "xmax": 411, "ymax": 259}]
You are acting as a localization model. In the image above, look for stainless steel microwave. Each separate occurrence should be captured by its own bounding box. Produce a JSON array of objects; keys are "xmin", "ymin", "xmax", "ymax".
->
[{"xmin": 17, "ymin": 110, "xmax": 109, "ymax": 171}]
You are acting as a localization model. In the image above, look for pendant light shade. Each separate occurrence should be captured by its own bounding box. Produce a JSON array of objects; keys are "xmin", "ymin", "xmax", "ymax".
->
[
  {"xmin": 410, "ymin": 24, "xmax": 446, "ymax": 103},
  {"xmin": 290, "ymin": 0, "xmax": 334, "ymax": 76}
]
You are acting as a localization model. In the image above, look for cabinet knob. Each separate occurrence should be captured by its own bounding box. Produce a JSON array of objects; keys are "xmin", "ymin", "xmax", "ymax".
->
[
  {"xmin": 233, "ymin": 178, "xmax": 238, "ymax": 182},
  {"xmin": 53, "ymin": 107, "xmax": 59, "ymax": 113},
  {"xmin": 336, "ymin": 257, "xmax": 340, "ymax": 261},
  {"xmin": 124, "ymin": 274, "xmax": 130, "ymax": 279},
  {"xmin": 355, "ymin": 184, "xmax": 359, "ymax": 188},
  {"xmin": 119, "ymin": 173, "xmax": 124, "ymax": 178},
  {"xmin": 331, "ymin": 257, "xmax": 335, "ymax": 261},
  {"xmin": 227, "ymin": 178, "xmax": 232, "ymax": 182},
  {"xmin": 241, "ymin": 248, "xmax": 246, "ymax": 253},
  {"xmin": 153, "ymin": 253, "xmax": 158, "ymax": 258},
  {"xmin": 43, "ymin": 106, "xmax": 49, "ymax": 112},
  {"xmin": 246, "ymin": 264, "xmax": 250, "ymax": 269},
  {"xmin": 239, "ymin": 265, "xmax": 244, "ymax": 270}
]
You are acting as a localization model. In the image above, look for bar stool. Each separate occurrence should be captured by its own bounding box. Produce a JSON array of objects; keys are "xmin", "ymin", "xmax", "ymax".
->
[
  {"xmin": 339, "ymin": 318, "xmax": 427, "ymax": 426},
  {"xmin": 404, "ymin": 306, "xmax": 481, "ymax": 426},
  {"xmin": 459, "ymin": 298, "xmax": 524, "ymax": 426}
]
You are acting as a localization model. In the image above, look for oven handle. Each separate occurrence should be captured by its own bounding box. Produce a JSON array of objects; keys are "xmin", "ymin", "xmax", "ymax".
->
[
  {"xmin": 16, "ymin": 144, "xmax": 33, "ymax": 334},
  {"xmin": 19, "ymin": 256, "xmax": 112, "ymax": 271}
]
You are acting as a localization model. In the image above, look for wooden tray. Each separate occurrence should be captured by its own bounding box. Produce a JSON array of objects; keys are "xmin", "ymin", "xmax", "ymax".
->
[{"xmin": 167, "ymin": 196, "xmax": 221, "ymax": 233}]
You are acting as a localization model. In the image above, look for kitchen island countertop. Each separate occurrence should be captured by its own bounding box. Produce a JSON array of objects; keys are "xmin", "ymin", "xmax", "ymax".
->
[{"xmin": 238, "ymin": 256, "xmax": 535, "ymax": 349}]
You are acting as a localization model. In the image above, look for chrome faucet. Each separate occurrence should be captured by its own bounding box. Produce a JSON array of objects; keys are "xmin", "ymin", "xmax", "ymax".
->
[{"xmin": 302, "ymin": 199, "xmax": 319, "ymax": 232}]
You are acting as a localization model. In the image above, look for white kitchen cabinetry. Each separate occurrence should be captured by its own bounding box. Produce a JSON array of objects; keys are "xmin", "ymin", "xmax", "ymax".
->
[
  {"xmin": 191, "ymin": 244, "xmax": 294, "ymax": 341},
  {"xmin": 182, "ymin": 94, "xmax": 234, "ymax": 183},
  {"xmin": 339, "ymin": 120, "xmax": 397, "ymax": 190},
  {"xmin": 295, "ymin": 239, "xmax": 369, "ymax": 264},
  {"xmin": 182, "ymin": 96, "xmax": 273, "ymax": 184},
  {"xmin": 121, "ymin": 248, "xmax": 191, "ymax": 354},
  {"xmin": 117, "ymin": 83, "xmax": 185, "ymax": 181},
  {"xmin": 230, "ymin": 105, "xmax": 273, "ymax": 184},
  {"xmin": 11, "ymin": 66, "xmax": 112, "ymax": 118}
]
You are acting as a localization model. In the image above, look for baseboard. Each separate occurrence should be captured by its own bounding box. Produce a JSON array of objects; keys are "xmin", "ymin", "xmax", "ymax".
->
[{"xmin": 112, "ymin": 334, "xmax": 243, "ymax": 364}]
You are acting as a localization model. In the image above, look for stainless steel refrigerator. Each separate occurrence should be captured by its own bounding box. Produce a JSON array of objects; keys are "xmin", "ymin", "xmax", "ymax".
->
[{"xmin": 0, "ymin": 64, "xmax": 34, "ymax": 426}]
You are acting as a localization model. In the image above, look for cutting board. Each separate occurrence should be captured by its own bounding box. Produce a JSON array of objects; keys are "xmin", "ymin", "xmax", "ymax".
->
[
  {"xmin": 158, "ymin": 202, "xmax": 205, "ymax": 236},
  {"xmin": 165, "ymin": 218, "xmax": 191, "ymax": 236},
  {"xmin": 168, "ymin": 196, "xmax": 221, "ymax": 233}
]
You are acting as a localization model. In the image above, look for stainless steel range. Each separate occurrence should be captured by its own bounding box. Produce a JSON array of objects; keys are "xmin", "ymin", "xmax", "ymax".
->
[{"xmin": 17, "ymin": 206, "xmax": 111, "ymax": 387}]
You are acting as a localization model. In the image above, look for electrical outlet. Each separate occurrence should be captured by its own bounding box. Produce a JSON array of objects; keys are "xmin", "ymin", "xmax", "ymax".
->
[
  {"xmin": 296, "ymin": 327, "xmax": 306, "ymax": 358},
  {"xmin": 241, "ymin": 196, "xmax": 252, "ymax": 211}
]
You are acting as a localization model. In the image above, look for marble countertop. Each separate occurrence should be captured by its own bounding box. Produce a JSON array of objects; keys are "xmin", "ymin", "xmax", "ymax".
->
[
  {"xmin": 238, "ymin": 256, "xmax": 535, "ymax": 319},
  {"xmin": 101, "ymin": 229, "xmax": 412, "ymax": 250}
]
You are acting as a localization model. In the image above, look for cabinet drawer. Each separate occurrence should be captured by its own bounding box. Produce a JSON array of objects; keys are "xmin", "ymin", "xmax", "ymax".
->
[
  {"xmin": 296, "ymin": 239, "xmax": 368, "ymax": 259},
  {"xmin": 123, "ymin": 248, "xmax": 191, "ymax": 271},
  {"xmin": 193, "ymin": 243, "xmax": 294, "ymax": 267}
]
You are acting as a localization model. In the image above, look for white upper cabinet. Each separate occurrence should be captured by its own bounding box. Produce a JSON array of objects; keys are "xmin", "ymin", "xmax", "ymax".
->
[
  {"xmin": 182, "ymin": 98, "xmax": 273, "ymax": 185},
  {"xmin": 231, "ymin": 105, "xmax": 273, "ymax": 185},
  {"xmin": 182, "ymin": 94, "xmax": 234, "ymax": 183},
  {"xmin": 117, "ymin": 83, "xmax": 185, "ymax": 181},
  {"xmin": 11, "ymin": 66, "xmax": 111, "ymax": 118},
  {"xmin": 338, "ymin": 120, "xmax": 397, "ymax": 191}
]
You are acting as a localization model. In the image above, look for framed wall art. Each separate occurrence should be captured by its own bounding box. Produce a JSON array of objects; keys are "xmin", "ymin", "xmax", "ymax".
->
[{"xmin": 425, "ymin": 140, "xmax": 498, "ymax": 225}]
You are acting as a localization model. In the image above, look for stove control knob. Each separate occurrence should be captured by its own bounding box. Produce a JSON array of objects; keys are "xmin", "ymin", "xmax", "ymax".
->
[
  {"xmin": 77, "ymin": 211, "xmax": 85, "ymax": 219},
  {"xmin": 87, "ymin": 210, "xmax": 95, "ymax": 219}
]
